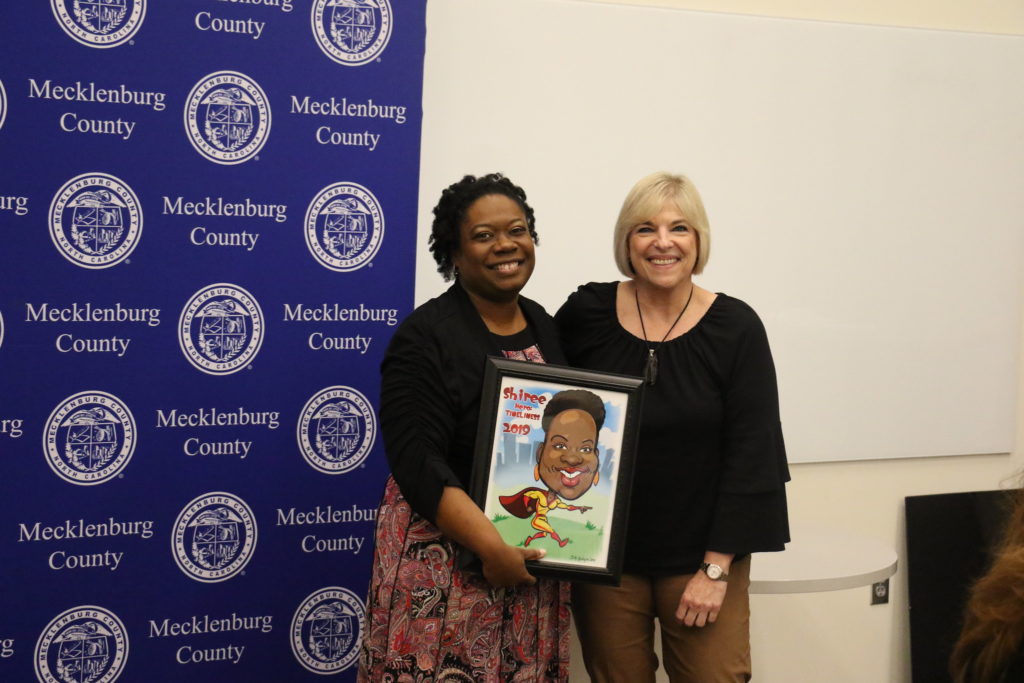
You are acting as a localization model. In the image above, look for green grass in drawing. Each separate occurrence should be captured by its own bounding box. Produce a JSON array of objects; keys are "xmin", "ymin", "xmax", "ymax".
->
[{"xmin": 494, "ymin": 514, "xmax": 604, "ymax": 563}]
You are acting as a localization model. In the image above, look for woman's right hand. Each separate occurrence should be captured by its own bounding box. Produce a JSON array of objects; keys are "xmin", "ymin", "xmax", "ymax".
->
[
  {"xmin": 480, "ymin": 544, "xmax": 546, "ymax": 587},
  {"xmin": 435, "ymin": 486, "xmax": 547, "ymax": 588}
]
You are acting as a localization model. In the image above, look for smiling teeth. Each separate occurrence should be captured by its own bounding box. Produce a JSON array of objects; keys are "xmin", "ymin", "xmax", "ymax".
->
[
  {"xmin": 494, "ymin": 262, "xmax": 519, "ymax": 272},
  {"xmin": 560, "ymin": 470, "xmax": 582, "ymax": 479},
  {"xmin": 651, "ymin": 258, "xmax": 678, "ymax": 265}
]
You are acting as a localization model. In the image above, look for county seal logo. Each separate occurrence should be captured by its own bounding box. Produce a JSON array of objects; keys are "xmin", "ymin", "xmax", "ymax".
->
[
  {"xmin": 290, "ymin": 586, "xmax": 365, "ymax": 674},
  {"xmin": 51, "ymin": 0, "xmax": 145, "ymax": 48},
  {"xmin": 0, "ymin": 79, "xmax": 7, "ymax": 130},
  {"xmin": 43, "ymin": 391, "xmax": 136, "ymax": 486},
  {"xmin": 297, "ymin": 386, "xmax": 376, "ymax": 474},
  {"xmin": 184, "ymin": 71, "xmax": 270, "ymax": 165},
  {"xmin": 178, "ymin": 283, "xmax": 264, "ymax": 375},
  {"xmin": 172, "ymin": 492, "xmax": 257, "ymax": 583},
  {"xmin": 49, "ymin": 173, "xmax": 142, "ymax": 269},
  {"xmin": 35, "ymin": 605, "xmax": 129, "ymax": 683},
  {"xmin": 311, "ymin": 0, "xmax": 392, "ymax": 66},
  {"xmin": 304, "ymin": 182, "xmax": 384, "ymax": 272}
]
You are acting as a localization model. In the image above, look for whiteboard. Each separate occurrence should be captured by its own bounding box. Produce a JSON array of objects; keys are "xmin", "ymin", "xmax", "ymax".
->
[{"xmin": 416, "ymin": 0, "xmax": 1024, "ymax": 463}]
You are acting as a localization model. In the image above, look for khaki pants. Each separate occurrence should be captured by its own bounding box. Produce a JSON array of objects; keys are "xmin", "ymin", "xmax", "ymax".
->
[{"xmin": 572, "ymin": 556, "xmax": 752, "ymax": 682}]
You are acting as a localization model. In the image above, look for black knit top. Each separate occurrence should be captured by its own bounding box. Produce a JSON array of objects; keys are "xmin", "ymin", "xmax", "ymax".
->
[{"xmin": 555, "ymin": 282, "xmax": 790, "ymax": 574}]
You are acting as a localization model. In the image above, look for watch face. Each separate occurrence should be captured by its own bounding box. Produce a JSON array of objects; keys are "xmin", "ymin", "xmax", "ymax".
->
[{"xmin": 705, "ymin": 563, "xmax": 723, "ymax": 579}]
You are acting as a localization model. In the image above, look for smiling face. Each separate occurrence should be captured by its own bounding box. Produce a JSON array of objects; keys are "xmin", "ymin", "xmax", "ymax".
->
[
  {"xmin": 627, "ymin": 199, "xmax": 699, "ymax": 291},
  {"xmin": 536, "ymin": 409, "xmax": 600, "ymax": 500},
  {"xmin": 452, "ymin": 193, "xmax": 536, "ymax": 303}
]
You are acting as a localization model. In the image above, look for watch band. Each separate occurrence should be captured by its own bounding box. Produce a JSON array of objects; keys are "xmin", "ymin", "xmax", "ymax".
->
[{"xmin": 700, "ymin": 562, "xmax": 729, "ymax": 581}]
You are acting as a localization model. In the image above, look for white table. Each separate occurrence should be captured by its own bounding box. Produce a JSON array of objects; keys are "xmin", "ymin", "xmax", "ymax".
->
[{"xmin": 748, "ymin": 524, "xmax": 898, "ymax": 594}]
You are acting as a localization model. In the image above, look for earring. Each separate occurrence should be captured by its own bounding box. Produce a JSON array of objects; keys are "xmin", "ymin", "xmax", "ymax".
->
[
  {"xmin": 593, "ymin": 471, "xmax": 600, "ymax": 486},
  {"xmin": 533, "ymin": 465, "xmax": 540, "ymax": 481}
]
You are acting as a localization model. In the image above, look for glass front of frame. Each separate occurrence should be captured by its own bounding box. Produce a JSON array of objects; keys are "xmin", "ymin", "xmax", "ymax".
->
[{"xmin": 471, "ymin": 359, "xmax": 643, "ymax": 583}]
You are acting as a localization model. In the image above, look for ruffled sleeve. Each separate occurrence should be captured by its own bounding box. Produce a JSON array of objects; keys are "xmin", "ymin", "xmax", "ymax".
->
[{"xmin": 707, "ymin": 302, "xmax": 790, "ymax": 553}]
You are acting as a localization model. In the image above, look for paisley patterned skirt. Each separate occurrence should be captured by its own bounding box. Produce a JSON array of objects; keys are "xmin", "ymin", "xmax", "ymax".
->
[{"xmin": 358, "ymin": 477, "xmax": 570, "ymax": 682}]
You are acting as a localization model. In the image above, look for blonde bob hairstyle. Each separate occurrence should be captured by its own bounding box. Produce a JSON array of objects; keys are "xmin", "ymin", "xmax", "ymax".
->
[{"xmin": 613, "ymin": 172, "xmax": 711, "ymax": 279}]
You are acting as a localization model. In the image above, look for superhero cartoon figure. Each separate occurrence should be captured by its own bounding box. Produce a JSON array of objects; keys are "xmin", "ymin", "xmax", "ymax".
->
[{"xmin": 500, "ymin": 389, "xmax": 605, "ymax": 548}]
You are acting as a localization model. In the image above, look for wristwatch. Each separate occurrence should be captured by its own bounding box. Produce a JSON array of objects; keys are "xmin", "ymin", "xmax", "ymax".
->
[{"xmin": 700, "ymin": 562, "xmax": 728, "ymax": 581}]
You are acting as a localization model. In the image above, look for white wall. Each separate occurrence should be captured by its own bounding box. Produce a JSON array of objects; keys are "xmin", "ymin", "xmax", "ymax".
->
[
  {"xmin": 583, "ymin": 0, "xmax": 1024, "ymax": 35},
  {"xmin": 418, "ymin": 0, "xmax": 1024, "ymax": 469},
  {"xmin": 418, "ymin": 1, "xmax": 1024, "ymax": 680},
  {"xmin": 583, "ymin": 4, "xmax": 1024, "ymax": 681}
]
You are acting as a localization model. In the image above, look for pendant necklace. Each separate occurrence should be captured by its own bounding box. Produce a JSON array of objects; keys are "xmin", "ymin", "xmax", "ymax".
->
[{"xmin": 635, "ymin": 284, "xmax": 693, "ymax": 386}]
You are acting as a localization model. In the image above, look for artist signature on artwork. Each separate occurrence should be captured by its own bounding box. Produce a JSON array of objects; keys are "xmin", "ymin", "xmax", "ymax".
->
[{"xmin": 570, "ymin": 555, "xmax": 595, "ymax": 562}]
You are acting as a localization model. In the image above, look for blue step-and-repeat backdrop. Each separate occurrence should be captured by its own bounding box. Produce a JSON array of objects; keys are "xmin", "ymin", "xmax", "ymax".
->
[{"xmin": 0, "ymin": 1, "xmax": 425, "ymax": 680}]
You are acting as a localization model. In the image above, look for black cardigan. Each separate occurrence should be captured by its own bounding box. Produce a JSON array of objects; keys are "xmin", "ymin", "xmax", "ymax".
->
[{"xmin": 379, "ymin": 282, "xmax": 567, "ymax": 524}]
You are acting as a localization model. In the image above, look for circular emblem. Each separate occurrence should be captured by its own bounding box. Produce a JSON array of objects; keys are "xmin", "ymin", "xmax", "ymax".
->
[
  {"xmin": 178, "ymin": 283, "xmax": 264, "ymax": 375},
  {"xmin": 290, "ymin": 587, "xmax": 365, "ymax": 674},
  {"xmin": 298, "ymin": 386, "xmax": 376, "ymax": 474},
  {"xmin": 43, "ymin": 391, "xmax": 136, "ymax": 486},
  {"xmin": 51, "ymin": 0, "xmax": 145, "ymax": 48},
  {"xmin": 172, "ymin": 492, "xmax": 257, "ymax": 583},
  {"xmin": 184, "ymin": 71, "xmax": 271, "ymax": 165},
  {"xmin": 304, "ymin": 182, "xmax": 384, "ymax": 272},
  {"xmin": 48, "ymin": 173, "xmax": 142, "ymax": 269},
  {"xmin": 0, "ymin": 79, "xmax": 7, "ymax": 130},
  {"xmin": 35, "ymin": 605, "xmax": 129, "ymax": 683},
  {"xmin": 311, "ymin": 0, "xmax": 393, "ymax": 66}
]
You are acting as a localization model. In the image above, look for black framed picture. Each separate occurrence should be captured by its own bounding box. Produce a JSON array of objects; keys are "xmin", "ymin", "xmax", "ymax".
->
[{"xmin": 469, "ymin": 358, "xmax": 644, "ymax": 584}]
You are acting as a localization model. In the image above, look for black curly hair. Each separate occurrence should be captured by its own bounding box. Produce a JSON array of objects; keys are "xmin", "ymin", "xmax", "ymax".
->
[
  {"xmin": 541, "ymin": 390, "xmax": 606, "ymax": 434},
  {"xmin": 429, "ymin": 173, "xmax": 538, "ymax": 281}
]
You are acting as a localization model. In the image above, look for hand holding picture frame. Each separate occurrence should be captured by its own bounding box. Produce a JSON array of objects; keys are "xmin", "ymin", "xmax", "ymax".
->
[{"xmin": 469, "ymin": 358, "xmax": 644, "ymax": 584}]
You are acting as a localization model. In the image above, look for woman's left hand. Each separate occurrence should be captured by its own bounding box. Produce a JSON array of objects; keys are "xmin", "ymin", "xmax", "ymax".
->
[
  {"xmin": 675, "ymin": 551, "xmax": 734, "ymax": 627},
  {"xmin": 675, "ymin": 571, "xmax": 728, "ymax": 627}
]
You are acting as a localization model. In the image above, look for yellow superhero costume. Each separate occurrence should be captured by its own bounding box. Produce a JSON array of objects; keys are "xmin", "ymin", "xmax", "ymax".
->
[
  {"xmin": 499, "ymin": 487, "xmax": 590, "ymax": 548},
  {"xmin": 525, "ymin": 489, "xmax": 571, "ymax": 538}
]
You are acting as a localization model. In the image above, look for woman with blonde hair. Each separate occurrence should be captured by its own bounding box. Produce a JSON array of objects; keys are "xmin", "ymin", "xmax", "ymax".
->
[
  {"xmin": 950, "ymin": 488, "xmax": 1024, "ymax": 683},
  {"xmin": 556, "ymin": 171, "xmax": 790, "ymax": 681}
]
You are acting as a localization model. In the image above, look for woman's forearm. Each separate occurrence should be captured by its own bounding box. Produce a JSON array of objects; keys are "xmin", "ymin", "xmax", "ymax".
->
[
  {"xmin": 435, "ymin": 486, "xmax": 543, "ymax": 587},
  {"xmin": 435, "ymin": 486, "xmax": 507, "ymax": 557}
]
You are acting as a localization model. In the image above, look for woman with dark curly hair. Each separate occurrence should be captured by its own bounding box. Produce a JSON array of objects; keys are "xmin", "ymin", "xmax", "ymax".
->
[
  {"xmin": 950, "ymin": 487, "xmax": 1024, "ymax": 683},
  {"xmin": 358, "ymin": 174, "xmax": 570, "ymax": 681}
]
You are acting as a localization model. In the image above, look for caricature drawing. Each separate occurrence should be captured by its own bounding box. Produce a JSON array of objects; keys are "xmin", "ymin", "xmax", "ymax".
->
[{"xmin": 499, "ymin": 390, "xmax": 605, "ymax": 548}]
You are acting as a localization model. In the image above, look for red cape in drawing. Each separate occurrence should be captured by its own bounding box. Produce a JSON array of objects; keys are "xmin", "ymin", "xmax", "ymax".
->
[{"xmin": 499, "ymin": 487, "xmax": 547, "ymax": 518}]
